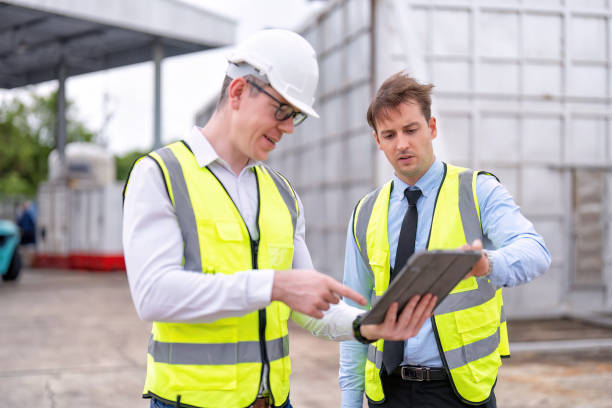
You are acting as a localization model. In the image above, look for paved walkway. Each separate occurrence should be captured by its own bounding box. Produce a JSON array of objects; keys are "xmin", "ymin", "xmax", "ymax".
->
[{"xmin": 1, "ymin": 268, "xmax": 612, "ymax": 407}]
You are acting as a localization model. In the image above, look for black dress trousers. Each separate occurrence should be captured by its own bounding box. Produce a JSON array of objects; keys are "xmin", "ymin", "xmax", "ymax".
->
[{"xmin": 368, "ymin": 372, "xmax": 497, "ymax": 408}]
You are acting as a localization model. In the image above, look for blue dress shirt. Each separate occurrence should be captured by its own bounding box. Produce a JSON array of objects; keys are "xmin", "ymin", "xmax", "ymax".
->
[{"xmin": 338, "ymin": 159, "xmax": 551, "ymax": 408}]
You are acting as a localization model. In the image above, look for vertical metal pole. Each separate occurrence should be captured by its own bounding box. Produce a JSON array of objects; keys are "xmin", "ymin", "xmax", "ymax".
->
[
  {"xmin": 370, "ymin": 0, "xmax": 378, "ymax": 188},
  {"xmin": 57, "ymin": 61, "xmax": 67, "ymax": 179},
  {"xmin": 153, "ymin": 40, "xmax": 164, "ymax": 150}
]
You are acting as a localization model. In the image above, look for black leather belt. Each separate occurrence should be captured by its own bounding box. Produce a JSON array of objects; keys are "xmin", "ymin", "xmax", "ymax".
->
[{"xmin": 393, "ymin": 366, "xmax": 447, "ymax": 381}]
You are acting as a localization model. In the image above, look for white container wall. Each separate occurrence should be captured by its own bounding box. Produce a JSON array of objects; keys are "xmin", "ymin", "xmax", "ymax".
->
[
  {"xmin": 69, "ymin": 183, "xmax": 124, "ymax": 255},
  {"xmin": 38, "ymin": 182, "xmax": 124, "ymax": 255},
  {"xmin": 268, "ymin": 0, "xmax": 612, "ymax": 318},
  {"xmin": 37, "ymin": 182, "xmax": 70, "ymax": 255},
  {"xmin": 36, "ymin": 142, "xmax": 125, "ymax": 270}
]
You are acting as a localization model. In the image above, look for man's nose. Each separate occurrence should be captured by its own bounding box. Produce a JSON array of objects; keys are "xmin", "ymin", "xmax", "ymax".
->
[
  {"xmin": 396, "ymin": 133, "xmax": 411, "ymax": 150},
  {"xmin": 278, "ymin": 117, "xmax": 294, "ymax": 134}
]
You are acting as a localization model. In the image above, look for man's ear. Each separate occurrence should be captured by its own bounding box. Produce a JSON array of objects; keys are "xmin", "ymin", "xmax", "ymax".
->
[
  {"xmin": 228, "ymin": 77, "xmax": 247, "ymax": 110},
  {"xmin": 372, "ymin": 130, "xmax": 383, "ymax": 150},
  {"xmin": 429, "ymin": 117, "xmax": 437, "ymax": 140}
]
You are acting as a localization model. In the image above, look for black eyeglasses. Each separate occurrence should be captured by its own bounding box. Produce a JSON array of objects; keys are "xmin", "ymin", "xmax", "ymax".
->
[{"xmin": 247, "ymin": 79, "xmax": 307, "ymax": 126}]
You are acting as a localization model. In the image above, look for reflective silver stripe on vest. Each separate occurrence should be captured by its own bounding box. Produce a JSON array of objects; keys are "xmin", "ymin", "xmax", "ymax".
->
[
  {"xmin": 367, "ymin": 344, "xmax": 383, "ymax": 370},
  {"xmin": 354, "ymin": 188, "xmax": 381, "ymax": 279},
  {"xmin": 435, "ymin": 278, "xmax": 496, "ymax": 315},
  {"xmin": 371, "ymin": 293, "xmax": 381, "ymax": 306},
  {"xmin": 500, "ymin": 304, "xmax": 506, "ymax": 323},
  {"xmin": 155, "ymin": 147, "xmax": 202, "ymax": 272},
  {"xmin": 444, "ymin": 327, "xmax": 500, "ymax": 370},
  {"xmin": 148, "ymin": 334, "xmax": 289, "ymax": 365},
  {"xmin": 458, "ymin": 170, "xmax": 482, "ymax": 244},
  {"xmin": 263, "ymin": 166, "xmax": 298, "ymax": 234}
]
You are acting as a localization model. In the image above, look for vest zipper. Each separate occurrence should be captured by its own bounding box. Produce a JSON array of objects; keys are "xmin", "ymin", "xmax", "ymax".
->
[{"xmin": 252, "ymin": 238, "xmax": 272, "ymax": 405}]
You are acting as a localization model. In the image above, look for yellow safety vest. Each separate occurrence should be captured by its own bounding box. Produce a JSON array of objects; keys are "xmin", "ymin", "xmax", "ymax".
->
[
  {"xmin": 125, "ymin": 141, "xmax": 298, "ymax": 408},
  {"xmin": 352, "ymin": 163, "xmax": 510, "ymax": 405}
]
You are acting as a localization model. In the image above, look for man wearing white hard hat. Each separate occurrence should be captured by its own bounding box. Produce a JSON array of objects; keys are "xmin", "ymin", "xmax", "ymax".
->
[{"xmin": 123, "ymin": 29, "xmax": 436, "ymax": 408}]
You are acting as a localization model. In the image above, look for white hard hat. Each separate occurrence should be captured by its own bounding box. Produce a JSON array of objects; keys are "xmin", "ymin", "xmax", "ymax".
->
[{"xmin": 227, "ymin": 29, "xmax": 320, "ymax": 118}]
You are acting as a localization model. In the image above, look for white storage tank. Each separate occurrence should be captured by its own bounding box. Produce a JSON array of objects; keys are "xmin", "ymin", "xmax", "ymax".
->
[{"xmin": 48, "ymin": 142, "xmax": 116, "ymax": 187}]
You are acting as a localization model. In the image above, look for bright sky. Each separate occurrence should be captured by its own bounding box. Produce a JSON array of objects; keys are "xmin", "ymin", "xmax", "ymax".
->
[{"xmin": 0, "ymin": 0, "xmax": 325, "ymax": 155}]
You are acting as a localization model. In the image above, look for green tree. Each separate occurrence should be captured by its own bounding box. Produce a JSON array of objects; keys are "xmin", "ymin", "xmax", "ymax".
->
[
  {"xmin": 0, "ymin": 91, "xmax": 96, "ymax": 196},
  {"xmin": 115, "ymin": 150, "xmax": 147, "ymax": 181}
]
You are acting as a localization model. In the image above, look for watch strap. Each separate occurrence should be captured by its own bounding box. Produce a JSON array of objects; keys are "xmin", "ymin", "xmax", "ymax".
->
[{"xmin": 352, "ymin": 314, "xmax": 375, "ymax": 344}]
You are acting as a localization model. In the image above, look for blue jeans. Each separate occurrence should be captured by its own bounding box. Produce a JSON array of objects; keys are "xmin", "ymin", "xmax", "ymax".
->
[{"xmin": 150, "ymin": 398, "xmax": 293, "ymax": 408}]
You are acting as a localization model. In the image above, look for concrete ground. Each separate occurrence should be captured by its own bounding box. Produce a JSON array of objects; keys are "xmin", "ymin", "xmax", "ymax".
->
[{"xmin": 2, "ymin": 268, "xmax": 612, "ymax": 408}]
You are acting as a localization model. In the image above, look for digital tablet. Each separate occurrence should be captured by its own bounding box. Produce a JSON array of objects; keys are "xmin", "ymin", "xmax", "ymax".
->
[{"xmin": 360, "ymin": 249, "xmax": 482, "ymax": 326}]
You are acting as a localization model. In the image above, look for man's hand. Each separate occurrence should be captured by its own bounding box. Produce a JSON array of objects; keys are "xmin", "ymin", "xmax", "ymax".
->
[
  {"xmin": 272, "ymin": 269, "xmax": 367, "ymax": 318},
  {"xmin": 359, "ymin": 294, "xmax": 437, "ymax": 341},
  {"xmin": 462, "ymin": 239, "xmax": 489, "ymax": 279}
]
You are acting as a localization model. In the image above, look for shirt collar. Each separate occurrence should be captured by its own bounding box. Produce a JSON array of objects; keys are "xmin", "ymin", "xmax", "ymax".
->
[
  {"xmin": 391, "ymin": 158, "xmax": 444, "ymax": 201},
  {"xmin": 184, "ymin": 126, "xmax": 259, "ymax": 173}
]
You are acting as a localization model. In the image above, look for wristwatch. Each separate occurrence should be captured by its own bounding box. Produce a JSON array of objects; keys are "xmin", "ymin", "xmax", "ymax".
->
[
  {"xmin": 352, "ymin": 314, "xmax": 375, "ymax": 344},
  {"xmin": 482, "ymin": 249, "xmax": 493, "ymax": 277}
]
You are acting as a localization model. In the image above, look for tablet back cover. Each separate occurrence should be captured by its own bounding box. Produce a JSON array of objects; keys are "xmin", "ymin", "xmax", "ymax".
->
[{"xmin": 361, "ymin": 250, "xmax": 482, "ymax": 326}]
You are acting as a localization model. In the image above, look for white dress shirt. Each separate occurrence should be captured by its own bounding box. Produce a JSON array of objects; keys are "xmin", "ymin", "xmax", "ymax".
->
[{"xmin": 123, "ymin": 126, "xmax": 360, "ymax": 339}]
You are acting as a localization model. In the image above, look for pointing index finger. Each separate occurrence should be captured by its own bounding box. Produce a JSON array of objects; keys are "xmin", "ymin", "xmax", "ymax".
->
[{"xmin": 329, "ymin": 279, "xmax": 367, "ymax": 306}]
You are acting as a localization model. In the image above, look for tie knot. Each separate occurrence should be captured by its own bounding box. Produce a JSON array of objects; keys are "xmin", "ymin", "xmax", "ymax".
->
[{"xmin": 404, "ymin": 188, "xmax": 421, "ymax": 206}]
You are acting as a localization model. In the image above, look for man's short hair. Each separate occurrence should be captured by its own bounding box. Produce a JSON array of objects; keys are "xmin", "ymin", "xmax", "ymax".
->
[
  {"xmin": 216, "ymin": 74, "xmax": 269, "ymax": 110},
  {"xmin": 366, "ymin": 71, "xmax": 434, "ymax": 132},
  {"xmin": 216, "ymin": 75, "xmax": 233, "ymax": 108}
]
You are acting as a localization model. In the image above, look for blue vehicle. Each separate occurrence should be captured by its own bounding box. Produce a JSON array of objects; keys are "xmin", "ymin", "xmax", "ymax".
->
[{"xmin": 0, "ymin": 220, "xmax": 21, "ymax": 281}]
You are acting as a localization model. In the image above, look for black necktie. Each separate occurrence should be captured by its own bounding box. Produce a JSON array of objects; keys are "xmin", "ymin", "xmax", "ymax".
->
[{"xmin": 382, "ymin": 187, "xmax": 422, "ymax": 375}]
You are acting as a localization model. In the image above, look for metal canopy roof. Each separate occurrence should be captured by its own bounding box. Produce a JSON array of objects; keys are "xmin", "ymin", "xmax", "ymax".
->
[{"xmin": 0, "ymin": 0, "xmax": 236, "ymax": 89}]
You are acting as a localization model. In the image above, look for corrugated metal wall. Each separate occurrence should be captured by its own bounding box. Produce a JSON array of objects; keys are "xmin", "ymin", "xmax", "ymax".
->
[
  {"xmin": 375, "ymin": 0, "xmax": 612, "ymax": 316},
  {"xmin": 270, "ymin": 0, "xmax": 376, "ymax": 281},
  {"xmin": 269, "ymin": 0, "xmax": 612, "ymax": 317}
]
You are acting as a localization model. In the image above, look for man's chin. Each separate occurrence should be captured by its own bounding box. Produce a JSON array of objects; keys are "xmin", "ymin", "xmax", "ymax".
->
[
  {"xmin": 255, "ymin": 151, "xmax": 271, "ymax": 162},
  {"xmin": 396, "ymin": 167, "xmax": 422, "ymax": 182},
  {"xmin": 396, "ymin": 164, "xmax": 417, "ymax": 176}
]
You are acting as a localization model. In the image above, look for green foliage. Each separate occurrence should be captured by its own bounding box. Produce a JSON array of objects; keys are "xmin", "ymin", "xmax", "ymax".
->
[
  {"xmin": 0, "ymin": 91, "xmax": 96, "ymax": 196},
  {"xmin": 115, "ymin": 150, "xmax": 147, "ymax": 181}
]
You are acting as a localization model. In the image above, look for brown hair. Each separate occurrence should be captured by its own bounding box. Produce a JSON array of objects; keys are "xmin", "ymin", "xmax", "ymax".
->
[{"xmin": 366, "ymin": 71, "xmax": 434, "ymax": 132}]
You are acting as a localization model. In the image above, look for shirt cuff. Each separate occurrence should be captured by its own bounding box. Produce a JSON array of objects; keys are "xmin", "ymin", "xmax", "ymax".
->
[
  {"xmin": 246, "ymin": 268, "xmax": 275, "ymax": 309},
  {"xmin": 486, "ymin": 250, "xmax": 504, "ymax": 287},
  {"xmin": 341, "ymin": 389, "xmax": 364, "ymax": 408}
]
